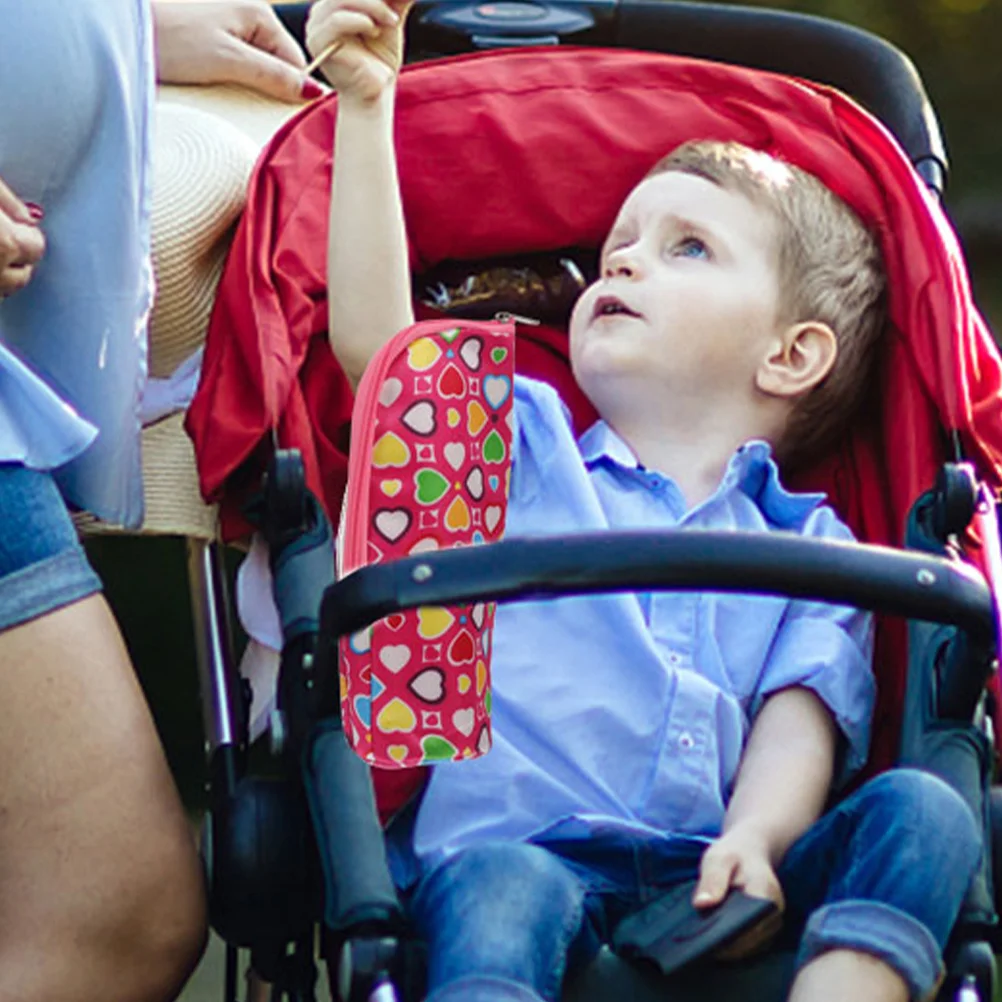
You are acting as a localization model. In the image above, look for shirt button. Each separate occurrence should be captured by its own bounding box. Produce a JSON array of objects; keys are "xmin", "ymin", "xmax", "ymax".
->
[
  {"xmin": 667, "ymin": 651, "xmax": 683, "ymax": 666},
  {"xmin": 678, "ymin": 732, "xmax": 695, "ymax": 750}
]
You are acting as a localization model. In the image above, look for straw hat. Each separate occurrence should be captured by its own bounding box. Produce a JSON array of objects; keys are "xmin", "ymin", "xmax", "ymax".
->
[{"xmin": 77, "ymin": 84, "xmax": 308, "ymax": 540}]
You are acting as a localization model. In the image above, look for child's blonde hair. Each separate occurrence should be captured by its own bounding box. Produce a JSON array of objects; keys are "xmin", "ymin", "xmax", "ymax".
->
[{"xmin": 648, "ymin": 140, "xmax": 886, "ymax": 469}]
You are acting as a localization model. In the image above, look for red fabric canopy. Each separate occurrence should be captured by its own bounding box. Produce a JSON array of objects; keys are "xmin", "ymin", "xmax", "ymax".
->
[{"xmin": 187, "ymin": 47, "xmax": 1002, "ymax": 821}]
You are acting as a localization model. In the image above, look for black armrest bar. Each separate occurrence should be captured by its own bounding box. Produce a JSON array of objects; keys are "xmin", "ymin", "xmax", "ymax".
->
[
  {"xmin": 321, "ymin": 532, "xmax": 995, "ymax": 644},
  {"xmin": 614, "ymin": 1, "xmax": 946, "ymax": 188}
]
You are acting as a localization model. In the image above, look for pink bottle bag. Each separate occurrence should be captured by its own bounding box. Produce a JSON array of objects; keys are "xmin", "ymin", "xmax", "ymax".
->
[{"xmin": 338, "ymin": 318, "xmax": 516, "ymax": 768}]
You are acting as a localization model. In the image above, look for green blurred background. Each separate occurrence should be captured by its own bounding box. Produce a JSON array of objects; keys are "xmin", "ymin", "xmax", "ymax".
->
[{"xmin": 90, "ymin": 0, "xmax": 1002, "ymax": 813}]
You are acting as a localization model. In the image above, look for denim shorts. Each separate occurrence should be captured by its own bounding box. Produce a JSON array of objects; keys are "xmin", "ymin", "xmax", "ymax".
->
[{"xmin": 0, "ymin": 463, "xmax": 103, "ymax": 631}]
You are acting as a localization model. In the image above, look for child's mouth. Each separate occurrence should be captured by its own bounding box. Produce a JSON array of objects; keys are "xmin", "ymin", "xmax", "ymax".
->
[{"xmin": 592, "ymin": 294, "xmax": 641, "ymax": 322}]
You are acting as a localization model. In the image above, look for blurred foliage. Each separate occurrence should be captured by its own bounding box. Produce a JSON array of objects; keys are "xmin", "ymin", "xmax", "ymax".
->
[
  {"xmin": 710, "ymin": 0, "xmax": 1002, "ymax": 327},
  {"xmin": 729, "ymin": 0, "xmax": 1002, "ymax": 197}
]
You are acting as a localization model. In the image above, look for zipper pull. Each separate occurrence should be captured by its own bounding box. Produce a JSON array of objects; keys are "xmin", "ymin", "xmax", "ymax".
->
[{"xmin": 494, "ymin": 311, "xmax": 541, "ymax": 326}]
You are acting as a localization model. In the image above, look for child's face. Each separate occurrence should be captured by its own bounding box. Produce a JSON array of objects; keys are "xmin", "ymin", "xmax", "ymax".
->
[{"xmin": 570, "ymin": 171, "xmax": 785, "ymax": 413}]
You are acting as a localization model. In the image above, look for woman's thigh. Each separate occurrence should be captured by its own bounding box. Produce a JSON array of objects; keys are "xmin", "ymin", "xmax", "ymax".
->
[{"xmin": 0, "ymin": 464, "xmax": 205, "ymax": 997}]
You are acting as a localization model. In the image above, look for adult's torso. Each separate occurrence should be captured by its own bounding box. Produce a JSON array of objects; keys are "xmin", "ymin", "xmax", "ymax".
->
[{"xmin": 0, "ymin": 0, "xmax": 153, "ymax": 525}]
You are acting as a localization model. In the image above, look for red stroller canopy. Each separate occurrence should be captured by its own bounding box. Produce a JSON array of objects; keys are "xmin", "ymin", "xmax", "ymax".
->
[{"xmin": 188, "ymin": 47, "xmax": 1002, "ymax": 816}]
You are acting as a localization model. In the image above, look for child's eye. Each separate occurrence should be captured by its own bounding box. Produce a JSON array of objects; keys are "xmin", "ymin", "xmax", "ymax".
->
[{"xmin": 672, "ymin": 236, "xmax": 710, "ymax": 260}]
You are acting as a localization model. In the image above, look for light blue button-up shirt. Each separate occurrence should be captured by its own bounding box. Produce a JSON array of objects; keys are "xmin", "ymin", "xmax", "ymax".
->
[
  {"xmin": 0, "ymin": 0, "xmax": 153, "ymax": 526},
  {"xmin": 404, "ymin": 376, "xmax": 875, "ymax": 875}
]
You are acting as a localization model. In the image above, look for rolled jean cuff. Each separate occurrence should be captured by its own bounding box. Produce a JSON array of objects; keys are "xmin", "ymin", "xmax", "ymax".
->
[
  {"xmin": 426, "ymin": 975, "xmax": 545, "ymax": 1002},
  {"xmin": 797, "ymin": 901, "xmax": 943, "ymax": 1001}
]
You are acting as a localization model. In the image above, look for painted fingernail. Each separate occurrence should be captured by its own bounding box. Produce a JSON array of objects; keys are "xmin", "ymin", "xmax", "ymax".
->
[
  {"xmin": 301, "ymin": 78, "xmax": 325, "ymax": 100},
  {"xmin": 25, "ymin": 202, "xmax": 44, "ymax": 221}
]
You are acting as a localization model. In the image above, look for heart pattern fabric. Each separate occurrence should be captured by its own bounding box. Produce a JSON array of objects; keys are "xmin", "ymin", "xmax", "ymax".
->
[{"xmin": 339, "ymin": 320, "xmax": 515, "ymax": 768}]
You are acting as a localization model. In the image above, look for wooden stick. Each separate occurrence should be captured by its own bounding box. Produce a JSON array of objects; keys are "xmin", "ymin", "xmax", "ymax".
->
[{"xmin": 304, "ymin": 40, "xmax": 344, "ymax": 77}]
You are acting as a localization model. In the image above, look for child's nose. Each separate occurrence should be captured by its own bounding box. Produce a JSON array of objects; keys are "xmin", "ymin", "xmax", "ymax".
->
[{"xmin": 603, "ymin": 248, "xmax": 641, "ymax": 279}]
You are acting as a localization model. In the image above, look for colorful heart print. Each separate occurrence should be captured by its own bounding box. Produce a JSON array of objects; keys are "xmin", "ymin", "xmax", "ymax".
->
[{"xmin": 340, "ymin": 320, "xmax": 513, "ymax": 767}]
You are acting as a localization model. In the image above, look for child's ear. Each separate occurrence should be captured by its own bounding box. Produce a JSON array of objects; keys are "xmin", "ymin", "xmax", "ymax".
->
[{"xmin": 756, "ymin": 321, "xmax": 837, "ymax": 399}]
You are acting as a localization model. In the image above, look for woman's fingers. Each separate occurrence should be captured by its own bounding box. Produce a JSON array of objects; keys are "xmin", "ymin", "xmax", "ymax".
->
[
  {"xmin": 0, "ymin": 176, "xmax": 33, "ymax": 226},
  {"xmin": 241, "ymin": 0, "xmax": 308, "ymax": 69},
  {"xmin": 216, "ymin": 33, "xmax": 317, "ymax": 102},
  {"xmin": 152, "ymin": 0, "xmax": 316, "ymax": 101},
  {"xmin": 0, "ymin": 263, "xmax": 39, "ymax": 297},
  {"xmin": 0, "ymin": 178, "xmax": 45, "ymax": 297}
]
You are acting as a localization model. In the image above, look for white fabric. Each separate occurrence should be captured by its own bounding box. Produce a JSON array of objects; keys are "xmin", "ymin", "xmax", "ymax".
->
[
  {"xmin": 140, "ymin": 348, "xmax": 204, "ymax": 427},
  {"xmin": 236, "ymin": 534, "xmax": 283, "ymax": 740}
]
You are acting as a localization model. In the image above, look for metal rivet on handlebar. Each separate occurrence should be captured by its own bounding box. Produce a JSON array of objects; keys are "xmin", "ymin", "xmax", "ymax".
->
[
  {"xmin": 413, "ymin": 564, "xmax": 434, "ymax": 582},
  {"xmin": 917, "ymin": 569, "xmax": 936, "ymax": 586}
]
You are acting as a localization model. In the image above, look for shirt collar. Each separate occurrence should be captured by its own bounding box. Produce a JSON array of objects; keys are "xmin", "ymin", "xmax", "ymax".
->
[
  {"xmin": 579, "ymin": 420, "xmax": 639, "ymax": 470},
  {"xmin": 579, "ymin": 422, "xmax": 827, "ymax": 529}
]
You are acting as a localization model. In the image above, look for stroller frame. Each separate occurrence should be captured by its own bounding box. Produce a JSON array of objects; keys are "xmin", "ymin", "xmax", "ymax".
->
[{"xmin": 191, "ymin": 4, "xmax": 1002, "ymax": 1001}]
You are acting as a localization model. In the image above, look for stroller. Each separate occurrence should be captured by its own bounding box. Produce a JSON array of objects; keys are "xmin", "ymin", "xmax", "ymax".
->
[{"xmin": 184, "ymin": 2, "xmax": 1002, "ymax": 999}]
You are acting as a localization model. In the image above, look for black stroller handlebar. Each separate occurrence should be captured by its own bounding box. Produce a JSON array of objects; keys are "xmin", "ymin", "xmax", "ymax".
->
[{"xmin": 321, "ymin": 531, "xmax": 996, "ymax": 644}]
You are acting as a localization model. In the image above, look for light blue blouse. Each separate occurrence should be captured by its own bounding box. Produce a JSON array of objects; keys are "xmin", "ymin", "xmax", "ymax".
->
[
  {"xmin": 0, "ymin": 0, "xmax": 153, "ymax": 526},
  {"xmin": 403, "ymin": 377, "xmax": 875, "ymax": 876}
]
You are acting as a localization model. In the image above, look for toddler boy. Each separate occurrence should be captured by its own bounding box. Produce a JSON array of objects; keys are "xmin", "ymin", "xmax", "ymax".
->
[{"xmin": 305, "ymin": 3, "xmax": 982, "ymax": 1000}]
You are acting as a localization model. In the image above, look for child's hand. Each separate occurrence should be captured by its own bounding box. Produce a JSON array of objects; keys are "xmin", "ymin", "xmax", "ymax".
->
[
  {"xmin": 305, "ymin": 0, "xmax": 414, "ymax": 106},
  {"xmin": 692, "ymin": 828, "xmax": 785, "ymax": 960}
]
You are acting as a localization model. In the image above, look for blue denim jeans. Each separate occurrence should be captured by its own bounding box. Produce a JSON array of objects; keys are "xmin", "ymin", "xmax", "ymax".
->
[
  {"xmin": 408, "ymin": 769, "xmax": 981, "ymax": 1002},
  {"xmin": 0, "ymin": 463, "xmax": 101, "ymax": 631}
]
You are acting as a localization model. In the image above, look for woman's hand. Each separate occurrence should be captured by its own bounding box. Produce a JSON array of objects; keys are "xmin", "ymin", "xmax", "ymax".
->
[
  {"xmin": 153, "ymin": 0, "xmax": 321, "ymax": 103},
  {"xmin": 305, "ymin": 0, "xmax": 413, "ymax": 108},
  {"xmin": 0, "ymin": 177, "xmax": 44, "ymax": 300}
]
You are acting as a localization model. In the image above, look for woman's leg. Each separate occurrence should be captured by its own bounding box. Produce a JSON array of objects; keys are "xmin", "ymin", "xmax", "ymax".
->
[
  {"xmin": 410, "ymin": 842, "xmax": 591, "ymax": 1002},
  {"xmin": 777, "ymin": 768, "xmax": 982, "ymax": 1002},
  {"xmin": 0, "ymin": 466, "xmax": 206, "ymax": 1002}
]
